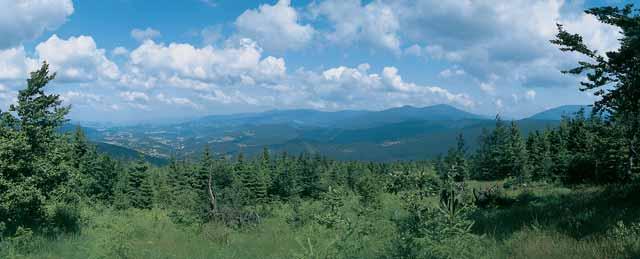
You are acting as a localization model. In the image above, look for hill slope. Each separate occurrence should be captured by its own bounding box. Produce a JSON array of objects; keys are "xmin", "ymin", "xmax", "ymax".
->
[
  {"xmin": 527, "ymin": 105, "xmax": 592, "ymax": 120},
  {"xmin": 78, "ymin": 104, "xmax": 563, "ymax": 161}
]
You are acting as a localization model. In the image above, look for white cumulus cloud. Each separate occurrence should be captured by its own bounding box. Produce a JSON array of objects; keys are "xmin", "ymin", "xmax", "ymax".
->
[
  {"xmin": 311, "ymin": 0, "xmax": 401, "ymax": 53},
  {"xmin": 235, "ymin": 0, "xmax": 315, "ymax": 51},
  {"xmin": 156, "ymin": 93, "xmax": 200, "ymax": 109},
  {"xmin": 0, "ymin": 0, "xmax": 74, "ymax": 48},
  {"xmin": 120, "ymin": 91, "xmax": 150, "ymax": 102},
  {"xmin": 35, "ymin": 35, "xmax": 120, "ymax": 82},
  {"xmin": 131, "ymin": 27, "xmax": 161, "ymax": 42},
  {"xmin": 0, "ymin": 47, "xmax": 37, "ymax": 81},
  {"xmin": 123, "ymin": 38, "xmax": 285, "ymax": 89}
]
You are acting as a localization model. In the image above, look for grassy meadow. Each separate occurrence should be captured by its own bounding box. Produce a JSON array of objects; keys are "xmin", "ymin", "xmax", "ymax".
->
[{"xmin": 4, "ymin": 181, "xmax": 638, "ymax": 259}]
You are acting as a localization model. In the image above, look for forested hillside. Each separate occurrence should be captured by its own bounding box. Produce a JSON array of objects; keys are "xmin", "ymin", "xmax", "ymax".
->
[
  {"xmin": 1, "ymin": 4, "xmax": 639, "ymax": 259},
  {"xmin": 77, "ymin": 106, "xmax": 564, "ymax": 162}
]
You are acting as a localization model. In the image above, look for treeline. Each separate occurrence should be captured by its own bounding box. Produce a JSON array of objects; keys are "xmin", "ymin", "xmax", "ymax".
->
[
  {"xmin": 0, "ymin": 62, "xmax": 633, "ymax": 247},
  {"xmin": 456, "ymin": 111, "xmax": 634, "ymax": 184}
]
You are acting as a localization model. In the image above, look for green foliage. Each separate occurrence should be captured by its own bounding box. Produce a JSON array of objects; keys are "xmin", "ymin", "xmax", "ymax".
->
[
  {"xmin": 0, "ymin": 62, "xmax": 83, "ymax": 237},
  {"xmin": 315, "ymin": 186, "xmax": 346, "ymax": 229},
  {"xmin": 354, "ymin": 171, "xmax": 383, "ymax": 210},
  {"xmin": 391, "ymin": 177, "xmax": 484, "ymax": 259},
  {"xmin": 552, "ymin": 4, "xmax": 640, "ymax": 178},
  {"xmin": 126, "ymin": 158, "xmax": 153, "ymax": 209},
  {"xmin": 438, "ymin": 133, "xmax": 469, "ymax": 182},
  {"xmin": 473, "ymin": 118, "xmax": 531, "ymax": 182}
]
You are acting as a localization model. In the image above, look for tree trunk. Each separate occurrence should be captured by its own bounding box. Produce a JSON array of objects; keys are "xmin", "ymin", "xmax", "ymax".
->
[
  {"xmin": 208, "ymin": 171, "xmax": 217, "ymax": 213},
  {"xmin": 629, "ymin": 143, "xmax": 635, "ymax": 177}
]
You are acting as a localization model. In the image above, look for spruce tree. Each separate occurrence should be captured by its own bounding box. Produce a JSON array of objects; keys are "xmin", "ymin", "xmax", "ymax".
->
[
  {"xmin": 526, "ymin": 131, "xmax": 553, "ymax": 181},
  {"xmin": 507, "ymin": 121, "xmax": 529, "ymax": 182},
  {"xmin": 127, "ymin": 157, "xmax": 153, "ymax": 209},
  {"xmin": 197, "ymin": 146, "xmax": 216, "ymax": 215},
  {"xmin": 0, "ymin": 62, "xmax": 73, "ymax": 234},
  {"xmin": 443, "ymin": 133, "xmax": 468, "ymax": 182},
  {"xmin": 298, "ymin": 153, "xmax": 322, "ymax": 198},
  {"xmin": 473, "ymin": 115, "xmax": 510, "ymax": 180},
  {"xmin": 167, "ymin": 156, "xmax": 183, "ymax": 196},
  {"xmin": 548, "ymin": 123, "xmax": 571, "ymax": 181},
  {"xmin": 197, "ymin": 146, "xmax": 214, "ymax": 197},
  {"xmin": 552, "ymin": 5, "xmax": 640, "ymax": 177},
  {"xmin": 9, "ymin": 62, "xmax": 69, "ymax": 156}
]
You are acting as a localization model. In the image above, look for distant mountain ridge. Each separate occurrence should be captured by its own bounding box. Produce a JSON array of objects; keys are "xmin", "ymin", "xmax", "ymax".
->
[
  {"xmin": 188, "ymin": 108, "xmax": 369, "ymax": 128},
  {"xmin": 337, "ymin": 104, "xmax": 487, "ymax": 129},
  {"xmin": 187, "ymin": 104, "xmax": 485, "ymax": 129},
  {"xmin": 73, "ymin": 104, "xmax": 570, "ymax": 161},
  {"xmin": 526, "ymin": 105, "xmax": 592, "ymax": 120}
]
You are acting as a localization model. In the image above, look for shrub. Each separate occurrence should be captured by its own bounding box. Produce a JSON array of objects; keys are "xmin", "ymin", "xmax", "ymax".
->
[{"xmin": 472, "ymin": 185, "xmax": 513, "ymax": 208}]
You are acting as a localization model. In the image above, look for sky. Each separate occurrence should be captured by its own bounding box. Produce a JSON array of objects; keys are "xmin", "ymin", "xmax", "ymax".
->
[{"xmin": 0, "ymin": 0, "xmax": 635, "ymax": 123}]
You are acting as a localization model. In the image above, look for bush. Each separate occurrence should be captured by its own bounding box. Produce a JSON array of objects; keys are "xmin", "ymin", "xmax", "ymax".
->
[
  {"xmin": 48, "ymin": 202, "xmax": 82, "ymax": 234},
  {"xmin": 606, "ymin": 221, "xmax": 640, "ymax": 255},
  {"xmin": 392, "ymin": 179, "xmax": 488, "ymax": 259},
  {"xmin": 0, "ymin": 227, "xmax": 41, "ymax": 258},
  {"xmin": 473, "ymin": 185, "xmax": 513, "ymax": 208}
]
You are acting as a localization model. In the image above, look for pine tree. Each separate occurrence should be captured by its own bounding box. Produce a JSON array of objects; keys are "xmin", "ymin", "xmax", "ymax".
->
[
  {"xmin": 355, "ymin": 170, "xmax": 382, "ymax": 210},
  {"xmin": 197, "ymin": 146, "xmax": 214, "ymax": 196},
  {"xmin": 271, "ymin": 153, "xmax": 301, "ymax": 198},
  {"xmin": 526, "ymin": 131, "xmax": 553, "ymax": 181},
  {"xmin": 9, "ymin": 62, "xmax": 69, "ymax": 156},
  {"xmin": 197, "ymin": 146, "xmax": 216, "ymax": 215},
  {"xmin": 127, "ymin": 157, "xmax": 153, "ymax": 209},
  {"xmin": 298, "ymin": 153, "xmax": 322, "ymax": 198},
  {"xmin": 472, "ymin": 115, "xmax": 510, "ymax": 180},
  {"xmin": 565, "ymin": 111, "xmax": 598, "ymax": 183},
  {"xmin": 71, "ymin": 126, "xmax": 89, "ymax": 168},
  {"xmin": 548, "ymin": 123, "xmax": 571, "ymax": 182},
  {"xmin": 167, "ymin": 156, "xmax": 183, "ymax": 196},
  {"xmin": 0, "ymin": 62, "xmax": 73, "ymax": 234},
  {"xmin": 443, "ymin": 133, "xmax": 468, "ymax": 182},
  {"xmin": 552, "ymin": 5, "xmax": 640, "ymax": 177},
  {"xmin": 507, "ymin": 121, "xmax": 529, "ymax": 182}
]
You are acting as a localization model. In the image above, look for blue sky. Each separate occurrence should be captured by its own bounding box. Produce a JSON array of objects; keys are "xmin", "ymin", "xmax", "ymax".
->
[{"xmin": 0, "ymin": 0, "xmax": 635, "ymax": 123}]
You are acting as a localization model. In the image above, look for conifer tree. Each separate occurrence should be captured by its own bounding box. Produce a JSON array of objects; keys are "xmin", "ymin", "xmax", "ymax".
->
[
  {"xmin": 526, "ymin": 131, "xmax": 553, "ymax": 181},
  {"xmin": 127, "ymin": 157, "xmax": 153, "ymax": 209},
  {"xmin": 552, "ymin": 5, "xmax": 640, "ymax": 177},
  {"xmin": 9, "ymin": 62, "xmax": 69, "ymax": 156},
  {"xmin": 548, "ymin": 122, "xmax": 571, "ymax": 181},
  {"xmin": 298, "ymin": 153, "xmax": 322, "ymax": 198},
  {"xmin": 0, "ymin": 62, "xmax": 73, "ymax": 234},
  {"xmin": 472, "ymin": 115, "xmax": 510, "ymax": 180},
  {"xmin": 197, "ymin": 146, "xmax": 217, "ymax": 215},
  {"xmin": 443, "ymin": 133, "xmax": 468, "ymax": 182},
  {"xmin": 507, "ymin": 121, "xmax": 529, "ymax": 182},
  {"xmin": 167, "ymin": 156, "xmax": 183, "ymax": 196},
  {"xmin": 197, "ymin": 146, "xmax": 214, "ymax": 196}
]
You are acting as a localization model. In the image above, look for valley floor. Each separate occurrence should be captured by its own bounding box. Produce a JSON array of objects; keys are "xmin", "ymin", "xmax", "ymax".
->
[{"xmin": 3, "ymin": 182, "xmax": 640, "ymax": 259}]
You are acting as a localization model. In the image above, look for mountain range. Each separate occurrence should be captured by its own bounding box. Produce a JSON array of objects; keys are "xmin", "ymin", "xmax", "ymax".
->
[{"xmin": 74, "ymin": 104, "xmax": 589, "ymax": 163}]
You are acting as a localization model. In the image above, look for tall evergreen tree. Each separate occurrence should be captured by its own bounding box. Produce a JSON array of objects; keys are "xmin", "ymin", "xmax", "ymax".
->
[
  {"xmin": 526, "ymin": 131, "xmax": 553, "ymax": 181},
  {"xmin": 507, "ymin": 121, "xmax": 529, "ymax": 182},
  {"xmin": 9, "ymin": 62, "xmax": 69, "ymax": 156},
  {"xmin": 0, "ymin": 62, "xmax": 74, "ymax": 235},
  {"xmin": 127, "ymin": 157, "xmax": 153, "ymax": 209},
  {"xmin": 298, "ymin": 153, "xmax": 322, "ymax": 198},
  {"xmin": 197, "ymin": 146, "xmax": 214, "ymax": 195},
  {"xmin": 552, "ymin": 5, "xmax": 640, "ymax": 177},
  {"xmin": 472, "ymin": 115, "xmax": 510, "ymax": 180},
  {"xmin": 443, "ymin": 133, "xmax": 468, "ymax": 182}
]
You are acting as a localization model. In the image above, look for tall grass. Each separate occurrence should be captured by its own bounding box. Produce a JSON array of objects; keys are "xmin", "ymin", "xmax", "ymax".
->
[{"xmin": 3, "ymin": 183, "xmax": 639, "ymax": 258}]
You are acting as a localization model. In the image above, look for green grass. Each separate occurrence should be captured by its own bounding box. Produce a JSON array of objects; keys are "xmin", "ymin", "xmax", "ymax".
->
[{"xmin": 3, "ymin": 183, "xmax": 640, "ymax": 258}]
